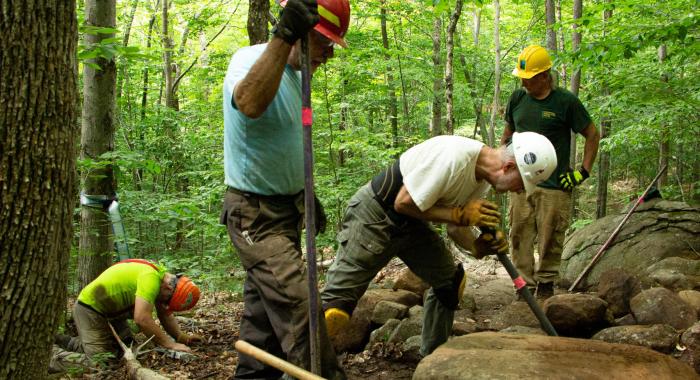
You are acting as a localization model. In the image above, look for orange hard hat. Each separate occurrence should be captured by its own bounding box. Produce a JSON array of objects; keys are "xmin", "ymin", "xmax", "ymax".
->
[
  {"xmin": 168, "ymin": 276, "xmax": 200, "ymax": 313},
  {"xmin": 281, "ymin": 0, "xmax": 351, "ymax": 48}
]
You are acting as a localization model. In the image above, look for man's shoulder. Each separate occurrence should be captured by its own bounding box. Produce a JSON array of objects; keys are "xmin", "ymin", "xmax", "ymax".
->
[
  {"xmin": 508, "ymin": 88, "xmax": 528, "ymax": 103},
  {"xmin": 552, "ymin": 87, "xmax": 581, "ymax": 102},
  {"xmin": 232, "ymin": 43, "xmax": 268, "ymax": 61}
]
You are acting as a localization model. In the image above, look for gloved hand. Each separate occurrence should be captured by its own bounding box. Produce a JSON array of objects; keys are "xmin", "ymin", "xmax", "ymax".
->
[
  {"xmin": 176, "ymin": 333, "xmax": 204, "ymax": 345},
  {"xmin": 558, "ymin": 167, "xmax": 589, "ymax": 191},
  {"xmin": 314, "ymin": 195, "xmax": 327, "ymax": 235},
  {"xmin": 273, "ymin": 0, "xmax": 319, "ymax": 45},
  {"xmin": 451, "ymin": 199, "xmax": 500, "ymax": 229},
  {"xmin": 472, "ymin": 229, "xmax": 508, "ymax": 259}
]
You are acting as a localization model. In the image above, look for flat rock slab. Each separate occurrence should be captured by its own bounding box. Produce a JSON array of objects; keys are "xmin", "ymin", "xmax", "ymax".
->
[{"xmin": 414, "ymin": 332, "xmax": 697, "ymax": 380}]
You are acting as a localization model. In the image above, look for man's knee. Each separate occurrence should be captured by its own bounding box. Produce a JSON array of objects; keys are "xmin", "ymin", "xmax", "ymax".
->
[{"xmin": 432, "ymin": 265, "xmax": 466, "ymax": 310}]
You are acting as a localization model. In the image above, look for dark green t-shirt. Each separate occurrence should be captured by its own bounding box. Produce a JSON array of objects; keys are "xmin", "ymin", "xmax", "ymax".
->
[{"xmin": 505, "ymin": 87, "xmax": 592, "ymax": 189}]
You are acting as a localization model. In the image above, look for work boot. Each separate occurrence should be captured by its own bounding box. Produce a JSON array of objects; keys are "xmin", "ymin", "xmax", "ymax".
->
[
  {"xmin": 324, "ymin": 308, "xmax": 350, "ymax": 338},
  {"xmin": 535, "ymin": 282, "xmax": 554, "ymax": 300}
]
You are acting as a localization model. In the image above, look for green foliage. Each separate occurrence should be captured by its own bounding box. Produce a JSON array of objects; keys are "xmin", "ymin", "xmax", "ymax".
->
[{"xmin": 72, "ymin": 0, "xmax": 699, "ymax": 295}]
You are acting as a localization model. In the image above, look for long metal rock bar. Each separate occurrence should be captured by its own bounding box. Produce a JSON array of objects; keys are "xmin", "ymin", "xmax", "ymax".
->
[
  {"xmin": 496, "ymin": 252, "xmax": 558, "ymax": 336},
  {"xmin": 300, "ymin": 34, "xmax": 321, "ymax": 375},
  {"xmin": 568, "ymin": 164, "xmax": 668, "ymax": 291}
]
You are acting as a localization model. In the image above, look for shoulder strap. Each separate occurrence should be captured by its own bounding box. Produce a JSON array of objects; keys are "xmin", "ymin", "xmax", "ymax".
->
[{"xmin": 114, "ymin": 258, "xmax": 158, "ymax": 271}]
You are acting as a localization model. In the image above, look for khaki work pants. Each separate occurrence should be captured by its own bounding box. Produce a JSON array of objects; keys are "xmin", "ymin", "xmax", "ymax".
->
[
  {"xmin": 321, "ymin": 184, "xmax": 459, "ymax": 356},
  {"xmin": 49, "ymin": 302, "xmax": 131, "ymax": 373},
  {"xmin": 509, "ymin": 187, "xmax": 572, "ymax": 287},
  {"xmin": 222, "ymin": 188, "xmax": 345, "ymax": 380}
]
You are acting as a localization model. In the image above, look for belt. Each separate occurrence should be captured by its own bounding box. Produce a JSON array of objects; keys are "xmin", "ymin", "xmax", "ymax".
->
[{"xmin": 227, "ymin": 186, "xmax": 302, "ymax": 203}]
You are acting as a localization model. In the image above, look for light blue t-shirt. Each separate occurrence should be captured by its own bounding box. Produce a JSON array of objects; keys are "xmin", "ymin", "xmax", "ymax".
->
[{"xmin": 223, "ymin": 43, "xmax": 304, "ymax": 195}]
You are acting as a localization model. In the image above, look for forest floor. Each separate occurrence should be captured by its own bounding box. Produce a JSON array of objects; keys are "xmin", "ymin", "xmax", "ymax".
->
[{"xmin": 57, "ymin": 263, "xmax": 423, "ymax": 380}]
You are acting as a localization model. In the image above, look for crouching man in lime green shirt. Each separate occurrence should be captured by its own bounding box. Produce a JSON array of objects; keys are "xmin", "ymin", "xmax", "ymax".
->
[{"xmin": 50, "ymin": 259, "xmax": 201, "ymax": 372}]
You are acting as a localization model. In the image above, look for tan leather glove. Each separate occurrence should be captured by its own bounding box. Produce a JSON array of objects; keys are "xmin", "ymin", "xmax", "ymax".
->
[
  {"xmin": 451, "ymin": 199, "xmax": 500, "ymax": 228},
  {"xmin": 176, "ymin": 333, "xmax": 204, "ymax": 345},
  {"xmin": 472, "ymin": 229, "xmax": 508, "ymax": 259}
]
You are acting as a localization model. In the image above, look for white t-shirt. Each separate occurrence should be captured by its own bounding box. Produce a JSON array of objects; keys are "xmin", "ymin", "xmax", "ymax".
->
[{"xmin": 400, "ymin": 135, "xmax": 491, "ymax": 212}]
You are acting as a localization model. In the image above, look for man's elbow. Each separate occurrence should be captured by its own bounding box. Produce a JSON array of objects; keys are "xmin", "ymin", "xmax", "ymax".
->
[{"xmin": 233, "ymin": 93, "xmax": 265, "ymax": 119}]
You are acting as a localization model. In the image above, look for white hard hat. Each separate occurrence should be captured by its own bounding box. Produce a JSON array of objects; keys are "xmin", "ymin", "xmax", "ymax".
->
[{"xmin": 511, "ymin": 132, "xmax": 557, "ymax": 195}]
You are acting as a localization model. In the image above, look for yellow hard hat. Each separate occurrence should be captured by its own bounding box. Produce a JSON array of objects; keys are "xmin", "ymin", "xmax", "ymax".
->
[{"xmin": 512, "ymin": 45, "xmax": 552, "ymax": 79}]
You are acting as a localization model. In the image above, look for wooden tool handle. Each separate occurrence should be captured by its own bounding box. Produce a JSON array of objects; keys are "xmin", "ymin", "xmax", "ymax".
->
[{"xmin": 234, "ymin": 340, "xmax": 325, "ymax": 380}]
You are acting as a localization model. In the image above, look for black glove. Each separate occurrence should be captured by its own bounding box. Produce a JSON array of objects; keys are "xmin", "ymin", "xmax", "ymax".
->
[
  {"xmin": 314, "ymin": 195, "xmax": 327, "ymax": 235},
  {"xmin": 472, "ymin": 228, "xmax": 508, "ymax": 259},
  {"xmin": 558, "ymin": 167, "xmax": 589, "ymax": 191},
  {"xmin": 273, "ymin": 0, "xmax": 319, "ymax": 45}
]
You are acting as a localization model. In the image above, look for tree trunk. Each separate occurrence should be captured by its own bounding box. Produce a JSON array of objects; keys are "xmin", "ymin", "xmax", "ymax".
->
[
  {"xmin": 569, "ymin": 0, "xmax": 582, "ymax": 220},
  {"xmin": 596, "ymin": 2, "xmax": 613, "ymax": 219},
  {"xmin": 445, "ymin": 0, "xmax": 464, "ymax": 135},
  {"xmin": 462, "ymin": 9, "xmax": 486, "ymax": 141},
  {"xmin": 162, "ymin": 0, "xmax": 177, "ymax": 110},
  {"xmin": 79, "ymin": 0, "xmax": 118, "ymax": 288},
  {"xmin": 117, "ymin": 0, "xmax": 139, "ymax": 99},
  {"xmin": 488, "ymin": 0, "xmax": 501, "ymax": 147},
  {"xmin": 545, "ymin": 0, "xmax": 558, "ymax": 88},
  {"xmin": 248, "ymin": 0, "xmax": 270, "ymax": 45},
  {"xmin": 430, "ymin": 16, "xmax": 443, "ymax": 136},
  {"xmin": 137, "ymin": 2, "xmax": 160, "ymax": 191},
  {"xmin": 658, "ymin": 44, "xmax": 669, "ymax": 188},
  {"xmin": 380, "ymin": 1, "xmax": 398, "ymax": 147},
  {"xmin": 392, "ymin": 23, "xmax": 411, "ymax": 132},
  {"xmin": 0, "ymin": 2, "xmax": 78, "ymax": 378}
]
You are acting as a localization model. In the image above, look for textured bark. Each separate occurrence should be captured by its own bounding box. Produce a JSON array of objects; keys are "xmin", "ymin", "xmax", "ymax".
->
[
  {"xmin": 462, "ymin": 9, "xmax": 486, "ymax": 141},
  {"xmin": 569, "ymin": 0, "xmax": 582, "ymax": 220},
  {"xmin": 0, "ymin": 2, "xmax": 78, "ymax": 378},
  {"xmin": 445, "ymin": 0, "xmax": 463, "ymax": 135},
  {"xmin": 248, "ymin": 0, "xmax": 270, "ymax": 45},
  {"xmin": 430, "ymin": 16, "xmax": 443, "ymax": 136},
  {"xmin": 380, "ymin": 1, "xmax": 398, "ymax": 147},
  {"xmin": 545, "ymin": 0, "xmax": 557, "ymax": 55},
  {"xmin": 596, "ymin": 3, "xmax": 613, "ymax": 219},
  {"xmin": 79, "ymin": 0, "xmax": 118, "ymax": 288},
  {"xmin": 488, "ymin": 0, "xmax": 501, "ymax": 147}
]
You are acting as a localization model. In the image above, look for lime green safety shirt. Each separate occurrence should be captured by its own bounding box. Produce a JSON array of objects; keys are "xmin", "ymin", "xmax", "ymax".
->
[{"xmin": 77, "ymin": 260, "xmax": 166, "ymax": 317}]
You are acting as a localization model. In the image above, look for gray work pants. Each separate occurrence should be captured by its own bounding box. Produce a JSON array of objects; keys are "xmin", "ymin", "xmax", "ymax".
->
[
  {"xmin": 222, "ymin": 188, "xmax": 345, "ymax": 380},
  {"xmin": 321, "ymin": 184, "xmax": 458, "ymax": 355}
]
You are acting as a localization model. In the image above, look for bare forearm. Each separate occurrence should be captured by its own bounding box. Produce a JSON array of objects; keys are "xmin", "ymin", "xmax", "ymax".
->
[
  {"xmin": 581, "ymin": 124, "xmax": 600, "ymax": 173},
  {"xmin": 500, "ymin": 124, "xmax": 514, "ymax": 146},
  {"xmin": 136, "ymin": 317, "xmax": 176, "ymax": 348},
  {"xmin": 158, "ymin": 310, "xmax": 183, "ymax": 340},
  {"xmin": 234, "ymin": 38, "xmax": 293, "ymax": 118},
  {"xmin": 394, "ymin": 185, "xmax": 453, "ymax": 224}
]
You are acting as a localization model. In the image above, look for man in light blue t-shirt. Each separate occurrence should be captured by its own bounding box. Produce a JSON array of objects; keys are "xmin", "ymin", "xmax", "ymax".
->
[{"xmin": 220, "ymin": 0, "xmax": 350, "ymax": 378}]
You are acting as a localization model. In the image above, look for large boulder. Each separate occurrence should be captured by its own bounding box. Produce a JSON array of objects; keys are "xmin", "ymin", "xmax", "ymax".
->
[
  {"xmin": 392, "ymin": 268, "xmax": 430, "ymax": 297},
  {"xmin": 596, "ymin": 268, "xmax": 642, "ymax": 317},
  {"xmin": 543, "ymin": 293, "xmax": 611, "ymax": 337},
  {"xmin": 560, "ymin": 200, "xmax": 700, "ymax": 291},
  {"xmin": 680, "ymin": 321, "xmax": 700, "ymax": 374},
  {"xmin": 630, "ymin": 287, "xmax": 696, "ymax": 330},
  {"xmin": 592, "ymin": 324, "xmax": 680, "ymax": 353},
  {"xmin": 414, "ymin": 332, "xmax": 698, "ymax": 379},
  {"xmin": 330, "ymin": 288, "xmax": 421, "ymax": 353}
]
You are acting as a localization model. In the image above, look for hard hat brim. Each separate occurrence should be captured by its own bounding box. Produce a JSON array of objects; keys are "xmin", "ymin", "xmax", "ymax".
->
[
  {"xmin": 512, "ymin": 67, "xmax": 538, "ymax": 79},
  {"xmin": 315, "ymin": 24, "xmax": 347, "ymax": 48}
]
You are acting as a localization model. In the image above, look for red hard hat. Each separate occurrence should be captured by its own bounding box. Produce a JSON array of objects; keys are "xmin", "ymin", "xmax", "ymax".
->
[
  {"xmin": 281, "ymin": 0, "xmax": 351, "ymax": 48},
  {"xmin": 168, "ymin": 276, "xmax": 200, "ymax": 313}
]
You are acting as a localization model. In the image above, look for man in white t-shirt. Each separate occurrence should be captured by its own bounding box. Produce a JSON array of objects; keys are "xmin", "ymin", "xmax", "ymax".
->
[{"xmin": 321, "ymin": 132, "xmax": 557, "ymax": 355}]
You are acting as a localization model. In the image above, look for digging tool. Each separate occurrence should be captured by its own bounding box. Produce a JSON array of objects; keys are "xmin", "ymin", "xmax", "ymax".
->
[
  {"xmin": 568, "ymin": 164, "xmax": 668, "ymax": 292},
  {"xmin": 300, "ymin": 34, "xmax": 322, "ymax": 375},
  {"xmin": 235, "ymin": 340, "xmax": 325, "ymax": 380},
  {"xmin": 481, "ymin": 227, "xmax": 558, "ymax": 336}
]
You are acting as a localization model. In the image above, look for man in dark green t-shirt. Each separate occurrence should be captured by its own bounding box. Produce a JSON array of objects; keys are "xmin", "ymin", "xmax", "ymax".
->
[{"xmin": 500, "ymin": 45, "xmax": 600, "ymax": 299}]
